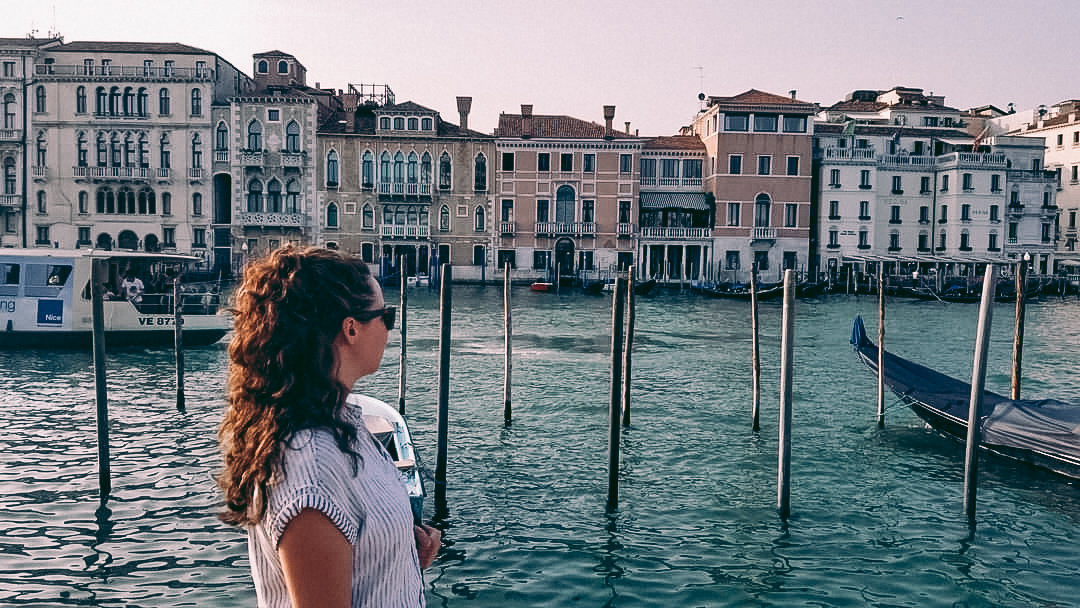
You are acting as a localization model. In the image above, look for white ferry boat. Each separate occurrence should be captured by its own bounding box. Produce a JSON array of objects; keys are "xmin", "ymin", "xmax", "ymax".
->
[{"xmin": 0, "ymin": 248, "xmax": 231, "ymax": 348}]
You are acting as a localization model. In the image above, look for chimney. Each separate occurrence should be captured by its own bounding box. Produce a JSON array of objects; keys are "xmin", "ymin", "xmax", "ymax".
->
[
  {"xmin": 520, "ymin": 104, "xmax": 533, "ymax": 118},
  {"xmin": 603, "ymin": 105, "xmax": 616, "ymax": 132},
  {"xmin": 457, "ymin": 96, "xmax": 472, "ymax": 130},
  {"xmin": 316, "ymin": 81, "xmax": 320, "ymax": 89},
  {"xmin": 790, "ymin": 89, "xmax": 797, "ymax": 100},
  {"xmin": 625, "ymin": 121, "xmax": 631, "ymax": 134}
]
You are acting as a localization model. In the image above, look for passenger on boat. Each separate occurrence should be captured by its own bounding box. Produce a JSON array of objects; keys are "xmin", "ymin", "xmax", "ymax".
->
[
  {"xmin": 121, "ymin": 272, "xmax": 144, "ymax": 304},
  {"xmin": 217, "ymin": 246, "xmax": 440, "ymax": 608}
]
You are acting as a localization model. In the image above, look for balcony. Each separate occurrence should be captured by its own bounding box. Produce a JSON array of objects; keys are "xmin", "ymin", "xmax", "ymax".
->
[
  {"xmin": 282, "ymin": 152, "xmax": 305, "ymax": 167},
  {"xmin": 818, "ymin": 147, "xmax": 876, "ymax": 162},
  {"xmin": 751, "ymin": 226, "xmax": 777, "ymax": 241},
  {"xmin": 34, "ymin": 64, "xmax": 214, "ymax": 81},
  {"xmin": 617, "ymin": 222, "xmax": 635, "ymax": 237},
  {"xmin": 535, "ymin": 222, "xmax": 596, "ymax": 237},
  {"xmin": 237, "ymin": 212, "xmax": 309, "ymax": 227},
  {"xmin": 936, "ymin": 152, "xmax": 1007, "ymax": 169},
  {"xmin": 1006, "ymin": 204, "xmax": 1024, "ymax": 216},
  {"xmin": 879, "ymin": 154, "xmax": 936, "ymax": 169},
  {"xmin": 0, "ymin": 194, "xmax": 19, "ymax": 208},
  {"xmin": 214, "ymin": 150, "xmax": 229, "ymax": 163},
  {"xmin": 0, "ymin": 129, "xmax": 20, "ymax": 142},
  {"xmin": 32, "ymin": 166, "xmax": 48, "ymax": 181},
  {"xmin": 381, "ymin": 224, "xmax": 430, "ymax": 239},
  {"xmin": 189, "ymin": 168, "xmax": 204, "ymax": 181},
  {"xmin": 239, "ymin": 151, "xmax": 263, "ymax": 166},
  {"xmin": 500, "ymin": 221, "xmax": 516, "ymax": 235},
  {"xmin": 157, "ymin": 168, "xmax": 171, "ymax": 181},
  {"xmin": 640, "ymin": 226, "xmax": 711, "ymax": 240},
  {"xmin": 73, "ymin": 166, "xmax": 154, "ymax": 181}
]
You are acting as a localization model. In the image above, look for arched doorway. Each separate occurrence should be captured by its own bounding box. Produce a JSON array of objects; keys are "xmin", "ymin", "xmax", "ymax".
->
[
  {"xmin": 118, "ymin": 230, "xmax": 138, "ymax": 250},
  {"xmin": 96, "ymin": 233, "xmax": 113, "ymax": 250},
  {"xmin": 144, "ymin": 234, "xmax": 159, "ymax": 252},
  {"xmin": 555, "ymin": 238, "xmax": 574, "ymax": 280}
]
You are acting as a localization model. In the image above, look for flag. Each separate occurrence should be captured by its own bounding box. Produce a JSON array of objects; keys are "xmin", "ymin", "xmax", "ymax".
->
[
  {"xmin": 891, "ymin": 126, "xmax": 903, "ymax": 145},
  {"xmin": 972, "ymin": 124, "xmax": 991, "ymax": 151},
  {"xmin": 842, "ymin": 119, "xmax": 856, "ymax": 137}
]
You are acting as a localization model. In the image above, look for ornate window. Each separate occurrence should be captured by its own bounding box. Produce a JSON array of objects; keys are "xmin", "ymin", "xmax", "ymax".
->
[
  {"xmin": 159, "ymin": 133, "xmax": 171, "ymax": 169},
  {"xmin": 421, "ymin": 152, "xmax": 432, "ymax": 185},
  {"xmin": 474, "ymin": 206, "xmax": 485, "ymax": 231},
  {"xmin": 267, "ymin": 179, "xmax": 282, "ymax": 212},
  {"xmin": 35, "ymin": 85, "xmax": 45, "ymax": 113},
  {"xmin": 407, "ymin": 151, "xmax": 418, "ymax": 185},
  {"xmin": 439, "ymin": 152, "xmax": 451, "ymax": 190},
  {"xmin": 362, "ymin": 150, "xmax": 374, "ymax": 188},
  {"xmin": 474, "ymin": 153, "xmax": 487, "ymax": 191},
  {"xmin": 326, "ymin": 202, "xmax": 339, "ymax": 227},
  {"xmin": 286, "ymin": 121, "xmax": 300, "ymax": 153},
  {"xmin": 247, "ymin": 179, "xmax": 262, "ymax": 212},
  {"xmin": 327, "ymin": 150, "xmax": 339, "ymax": 187},
  {"xmin": 247, "ymin": 120, "xmax": 262, "ymax": 151},
  {"xmin": 393, "ymin": 151, "xmax": 404, "ymax": 184},
  {"xmin": 440, "ymin": 205, "xmax": 450, "ymax": 231},
  {"xmin": 216, "ymin": 122, "xmax": 228, "ymax": 150},
  {"xmin": 137, "ymin": 88, "xmax": 148, "ymax": 116},
  {"xmin": 285, "ymin": 179, "xmax": 300, "ymax": 213},
  {"xmin": 362, "ymin": 204, "xmax": 373, "ymax": 229},
  {"xmin": 191, "ymin": 133, "xmax": 202, "ymax": 169},
  {"xmin": 380, "ymin": 151, "xmax": 391, "ymax": 185},
  {"xmin": 754, "ymin": 193, "xmax": 771, "ymax": 227}
]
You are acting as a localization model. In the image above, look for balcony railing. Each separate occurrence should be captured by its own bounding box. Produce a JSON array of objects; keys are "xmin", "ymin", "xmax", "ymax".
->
[
  {"xmin": 0, "ymin": 129, "xmax": 20, "ymax": 141},
  {"xmin": 73, "ymin": 166, "xmax": 155, "ymax": 180},
  {"xmin": 281, "ymin": 152, "xmax": 305, "ymax": 167},
  {"xmin": 34, "ymin": 64, "xmax": 214, "ymax": 81},
  {"xmin": 189, "ymin": 168, "xmax": 204, "ymax": 180},
  {"xmin": 535, "ymin": 222, "xmax": 596, "ymax": 236},
  {"xmin": 157, "ymin": 168, "xmax": 171, "ymax": 180},
  {"xmin": 31, "ymin": 166, "xmax": 48, "ymax": 180},
  {"xmin": 617, "ymin": 222, "xmax": 635, "ymax": 236},
  {"xmin": 239, "ymin": 151, "xmax": 263, "ymax": 166},
  {"xmin": 500, "ymin": 221, "xmax": 516, "ymax": 235},
  {"xmin": 937, "ymin": 152, "xmax": 1007, "ymax": 168},
  {"xmin": 751, "ymin": 226, "xmax": 777, "ymax": 240},
  {"xmin": 640, "ymin": 226, "xmax": 711, "ymax": 240},
  {"xmin": 879, "ymin": 154, "xmax": 936, "ymax": 168},
  {"xmin": 819, "ymin": 147, "xmax": 876, "ymax": 161},
  {"xmin": 0, "ymin": 194, "xmax": 20, "ymax": 208},
  {"xmin": 214, "ymin": 150, "xmax": 229, "ymax": 163},
  {"xmin": 237, "ymin": 212, "xmax": 309, "ymax": 227},
  {"xmin": 380, "ymin": 224, "xmax": 430, "ymax": 239}
]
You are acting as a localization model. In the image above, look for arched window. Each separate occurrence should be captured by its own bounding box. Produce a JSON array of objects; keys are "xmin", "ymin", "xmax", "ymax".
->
[
  {"xmin": 162, "ymin": 192, "xmax": 172, "ymax": 215},
  {"xmin": 123, "ymin": 133, "xmax": 133, "ymax": 167},
  {"xmin": 362, "ymin": 150, "xmax": 374, "ymax": 187},
  {"xmin": 4, "ymin": 93, "xmax": 17, "ymax": 128},
  {"xmin": 191, "ymin": 133, "xmax": 202, "ymax": 168},
  {"xmin": 159, "ymin": 88, "xmax": 170, "ymax": 115},
  {"xmin": 109, "ymin": 87, "xmax": 120, "ymax": 116},
  {"xmin": 393, "ymin": 151, "xmax": 404, "ymax": 184},
  {"xmin": 556, "ymin": 185, "xmax": 575, "ymax": 223},
  {"xmin": 407, "ymin": 117, "xmax": 418, "ymax": 130},
  {"xmin": 257, "ymin": 59, "xmax": 268, "ymax": 73},
  {"xmin": 35, "ymin": 132, "xmax": 46, "ymax": 166},
  {"xmin": 190, "ymin": 89, "xmax": 202, "ymax": 116},
  {"xmin": 36, "ymin": 190, "xmax": 46, "ymax": 214},
  {"xmin": 277, "ymin": 60, "xmax": 288, "ymax": 74},
  {"xmin": 96, "ymin": 133, "xmax": 108, "ymax": 166},
  {"xmin": 326, "ymin": 150, "xmax": 339, "ymax": 187},
  {"xmin": 394, "ymin": 117, "xmax": 405, "ymax": 130},
  {"xmin": 3, "ymin": 158, "xmax": 15, "ymax": 195},
  {"xmin": 362, "ymin": 204, "xmax": 373, "ymax": 229},
  {"xmin": 285, "ymin": 121, "xmax": 300, "ymax": 153},
  {"xmin": 474, "ymin": 206, "xmax": 485, "ymax": 231},
  {"xmin": 247, "ymin": 120, "xmax": 262, "ymax": 151},
  {"xmin": 380, "ymin": 151, "xmax": 391, "ymax": 186},
  {"xmin": 137, "ymin": 88, "xmax": 148, "ymax": 116},
  {"xmin": 95, "ymin": 87, "xmax": 106, "ymax": 115},
  {"xmin": 145, "ymin": 189, "xmax": 157, "ymax": 214},
  {"xmin": 247, "ymin": 179, "xmax": 262, "ymax": 212},
  {"xmin": 379, "ymin": 117, "xmax": 391, "ymax": 130},
  {"xmin": 123, "ymin": 87, "xmax": 134, "ymax": 115},
  {"xmin": 421, "ymin": 117, "xmax": 433, "ymax": 131},
  {"xmin": 216, "ymin": 122, "xmax": 228, "ymax": 150},
  {"xmin": 76, "ymin": 86, "xmax": 87, "ymax": 114},
  {"xmin": 326, "ymin": 202, "xmax": 339, "ymax": 228},
  {"xmin": 159, "ymin": 133, "xmax": 171, "ymax": 169},
  {"xmin": 474, "ymin": 153, "xmax": 487, "ymax": 191},
  {"xmin": 76, "ymin": 132, "xmax": 88, "ymax": 167},
  {"xmin": 138, "ymin": 134, "xmax": 148, "ymax": 167},
  {"xmin": 110, "ymin": 133, "xmax": 121, "ymax": 167},
  {"xmin": 421, "ymin": 152, "xmax": 432, "ymax": 185},
  {"xmin": 440, "ymin": 205, "xmax": 450, "ymax": 231},
  {"xmin": 754, "ymin": 193, "xmax": 771, "ymax": 227},
  {"xmin": 79, "ymin": 191, "xmax": 89, "ymax": 214},
  {"xmin": 407, "ymin": 151, "xmax": 418, "ymax": 184},
  {"xmin": 407, "ymin": 207, "xmax": 418, "ymax": 225},
  {"xmin": 138, "ymin": 189, "xmax": 149, "ymax": 214},
  {"xmin": 285, "ymin": 179, "xmax": 300, "ymax": 213},
  {"xmin": 118, "ymin": 187, "xmax": 135, "ymax": 214},
  {"xmin": 439, "ymin": 152, "xmax": 451, "ymax": 190},
  {"xmin": 35, "ymin": 85, "xmax": 46, "ymax": 113},
  {"xmin": 267, "ymin": 179, "xmax": 282, "ymax": 212}
]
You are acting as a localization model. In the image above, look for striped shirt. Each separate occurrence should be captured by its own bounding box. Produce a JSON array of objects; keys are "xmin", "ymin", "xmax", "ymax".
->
[{"xmin": 247, "ymin": 394, "xmax": 425, "ymax": 607}]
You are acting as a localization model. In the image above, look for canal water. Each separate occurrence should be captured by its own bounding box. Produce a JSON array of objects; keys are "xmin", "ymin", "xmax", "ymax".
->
[{"xmin": 1, "ymin": 287, "xmax": 1078, "ymax": 607}]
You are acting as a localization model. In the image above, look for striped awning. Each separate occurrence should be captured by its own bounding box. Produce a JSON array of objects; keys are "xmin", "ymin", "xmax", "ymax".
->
[{"xmin": 639, "ymin": 192, "xmax": 710, "ymax": 211}]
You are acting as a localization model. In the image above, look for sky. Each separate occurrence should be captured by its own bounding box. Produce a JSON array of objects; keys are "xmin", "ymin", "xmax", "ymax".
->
[{"xmin": 6, "ymin": 0, "xmax": 1080, "ymax": 136}]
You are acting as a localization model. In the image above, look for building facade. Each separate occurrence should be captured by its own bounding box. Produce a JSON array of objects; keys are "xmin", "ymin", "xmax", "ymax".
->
[{"xmin": 495, "ymin": 104, "xmax": 642, "ymax": 282}]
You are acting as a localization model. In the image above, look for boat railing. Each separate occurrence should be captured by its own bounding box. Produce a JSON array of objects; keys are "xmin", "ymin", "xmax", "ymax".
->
[{"xmin": 132, "ymin": 284, "xmax": 222, "ymax": 315}]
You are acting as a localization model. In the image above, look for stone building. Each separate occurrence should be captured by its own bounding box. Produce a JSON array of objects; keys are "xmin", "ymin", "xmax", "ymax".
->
[
  {"xmin": 495, "ymin": 104, "xmax": 642, "ymax": 282},
  {"xmin": 316, "ymin": 89, "xmax": 495, "ymax": 280}
]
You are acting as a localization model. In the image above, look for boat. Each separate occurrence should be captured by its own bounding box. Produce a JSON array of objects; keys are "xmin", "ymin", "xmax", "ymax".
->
[
  {"xmin": 699, "ymin": 281, "xmax": 784, "ymax": 301},
  {"xmin": 582, "ymin": 280, "xmax": 607, "ymax": 295},
  {"xmin": 530, "ymin": 281, "xmax": 554, "ymax": 292},
  {"xmin": 0, "ymin": 248, "xmax": 231, "ymax": 348},
  {"xmin": 850, "ymin": 316, "xmax": 1080, "ymax": 480},
  {"xmin": 633, "ymin": 279, "xmax": 657, "ymax": 296},
  {"xmin": 348, "ymin": 394, "xmax": 425, "ymax": 524}
]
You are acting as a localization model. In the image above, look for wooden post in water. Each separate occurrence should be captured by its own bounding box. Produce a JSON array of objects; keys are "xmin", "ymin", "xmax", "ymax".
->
[
  {"xmin": 1010, "ymin": 261, "xmax": 1027, "ymax": 400},
  {"xmin": 607, "ymin": 275, "xmax": 627, "ymax": 511},
  {"xmin": 750, "ymin": 262, "xmax": 761, "ymax": 432},
  {"xmin": 846, "ymin": 266, "xmax": 851, "ymax": 295},
  {"xmin": 964, "ymin": 264, "xmax": 997, "ymax": 528},
  {"xmin": 621, "ymin": 266, "xmax": 636, "ymax": 428},
  {"xmin": 435, "ymin": 264, "xmax": 452, "ymax": 509},
  {"xmin": 777, "ymin": 269, "xmax": 795, "ymax": 518},
  {"xmin": 877, "ymin": 273, "xmax": 885, "ymax": 428},
  {"xmin": 173, "ymin": 276, "xmax": 185, "ymax": 412},
  {"xmin": 556, "ymin": 262, "xmax": 561, "ymax": 293},
  {"xmin": 91, "ymin": 259, "xmax": 111, "ymax": 500},
  {"xmin": 503, "ymin": 263, "xmax": 512, "ymax": 425},
  {"xmin": 398, "ymin": 255, "xmax": 408, "ymax": 415}
]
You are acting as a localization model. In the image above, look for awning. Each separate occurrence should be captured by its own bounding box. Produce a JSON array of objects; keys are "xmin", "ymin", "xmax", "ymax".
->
[
  {"xmin": 640, "ymin": 192, "xmax": 711, "ymax": 211},
  {"xmin": 937, "ymin": 137, "xmax": 973, "ymax": 146}
]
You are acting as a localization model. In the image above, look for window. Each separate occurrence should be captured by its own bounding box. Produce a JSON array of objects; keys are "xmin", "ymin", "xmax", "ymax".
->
[
  {"xmin": 439, "ymin": 152, "xmax": 452, "ymax": 189},
  {"xmin": 361, "ymin": 151, "xmax": 374, "ymax": 188},
  {"xmin": 192, "ymin": 192, "xmax": 203, "ymax": 216},
  {"xmin": 729, "ymin": 155, "xmax": 742, "ymax": 175},
  {"xmin": 782, "ymin": 115, "xmax": 806, "ymax": 133},
  {"xmin": 919, "ymin": 206, "xmax": 929, "ymax": 223},
  {"xmin": 890, "ymin": 205, "xmax": 901, "ymax": 224},
  {"xmin": 474, "ymin": 154, "xmax": 487, "ymax": 191},
  {"xmin": 1010, "ymin": 189, "xmax": 1020, "ymax": 206},
  {"xmin": 582, "ymin": 200, "xmax": 594, "ymax": 223},
  {"xmin": 754, "ymin": 251, "xmax": 769, "ymax": 271},
  {"xmin": 35, "ymin": 86, "xmax": 45, "ymax": 113},
  {"xmin": 560, "ymin": 153, "xmax": 573, "ymax": 172},
  {"xmin": 394, "ymin": 117, "xmax": 405, "ymax": 130},
  {"xmin": 757, "ymin": 156, "xmax": 771, "ymax": 176},
  {"xmin": 533, "ymin": 250, "xmax": 551, "ymax": 270},
  {"xmin": 191, "ymin": 134, "xmax": 202, "ymax": 168},
  {"xmin": 216, "ymin": 122, "xmax": 228, "ymax": 150},
  {"xmin": 578, "ymin": 250, "xmax": 594, "ymax": 271},
  {"xmin": 77, "ymin": 226, "xmax": 91, "ymax": 245},
  {"xmin": 160, "ymin": 227, "xmax": 175, "ymax": 248},
  {"xmin": 859, "ymin": 200, "xmax": 870, "ymax": 220},
  {"xmin": 109, "ymin": 87, "xmax": 120, "ymax": 115},
  {"xmin": 190, "ymin": 88, "xmax": 202, "ymax": 116},
  {"xmin": 683, "ymin": 159, "xmax": 702, "ymax": 180},
  {"xmin": 36, "ymin": 225, "xmax": 49, "ymax": 245},
  {"xmin": 326, "ymin": 202, "xmax": 339, "ymax": 228},
  {"xmin": 988, "ymin": 232, "xmax": 998, "ymax": 251},
  {"xmin": 159, "ymin": 88, "xmax": 170, "ymax": 115},
  {"xmin": 938, "ymin": 231, "xmax": 946, "ymax": 251},
  {"xmin": 536, "ymin": 199, "xmax": 549, "ymax": 223},
  {"xmin": 1008, "ymin": 222, "xmax": 1018, "ymax": 240},
  {"xmin": 829, "ymin": 200, "xmax": 840, "ymax": 219},
  {"xmin": 407, "ymin": 152, "xmax": 418, "ymax": 187},
  {"xmin": 918, "ymin": 232, "xmax": 929, "ymax": 251},
  {"xmin": 1042, "ymin": 223, "xmax": 1053, "ymax": 243},
  {"xmin": 37, "ymin": 191, "xmax": 46, "ymax": 214},
  {"xmin": 247, "ymin": 179, "xmax": 262, "ymax": 212},
  {"xmin": 990, "ymin": 205, "xmax": 999, "ymax": 222},
  {"xmin": 661, "ymin": 159, "xmax": 679, "ymax": 180},
  {"xmin": 257, "ymin": 60, "xmax": 268, "ymax": 73},
  {"xmin": 501, "ymin": 199, "xmax": 514, "ymax": 222},
  {"xmin": 193, "ymin": 228, "xmax": 205, "ymax": 247},
  {"xmin": 3, "ymin": 93, "xmax": 15, "ymax": 128},
  {"xmin": 159, "ymin": 134, "xmax": 171, "ymax": 169},
  {"xmin": 78, "ymin": 191, "xmax": 88, "ymax": 214},
  {"xmin": 421, "ymin": 117, "xmax": 433, "ymax": 130},
  {"xmin": 537, "ymin": 152, "xmax": 550, "ymax": 172},
  {"xmin": 379, "ymin": 117, "xmax": 391, "ymax": 130},
  {"xmin": 786, "ymin": 156, "xmax": 799, "ymax": 176},
  {"xmin": 285, "ymin": 180, "xmax": 299, "ymax": 213},
  {"xmin": 858, "ymin": 229, "xmax": 870, "ymax": 248},
  {"xmin": 828, "ymin": 229, "xmax": 839, "ymax": 248},
  {"xmin": 3, "ymin": 158, "xmax": 14, "ymax": 194},
  {"xmin": 266, "ymin": 180, "xmax": 281, "ymax": 213},
  {"xmin": 923, "ymin": 117, "xmax": 938, "ymax": 127},
  {"xmin": 2, "ymin": 62, "xmax": 13, "ymax": 77},
  {"xmin": 36, "ymin": 133, "xmax": 46, "ymax": 166},
  {"xmin": 962, "ymin": 173, "xmax": 973, "ymax": 191},
  {"xmin": 268, "ymin": 109, "xmax": 279, "ymax": 122},
  {"xmin": 960, "ymin": 231, "xmax": 971, "ymax": 250},
  {"xmin": 286, "ymin": 121, "xmax": 300, "ymax": 152},
  {"xmin": 785, "ymin": 203, "xmax": 797, "ymax": 227},
  {"xmin": 247, "ymin": 121, "xmax": 262, "ymax": 150},
  {"xmin": 326, "ymin": 150, "xmax": 339, "ymax": 187},
  {"xmin": 860, "ymin": 170, "xmax": 871, "ymax": 188},
  {"xmin": 724, "ymin": 113, "xmax": 749, "ymax": 131},
  {"xmin": 1057, "ymin": 134, "xmax": 1064, "ymax": 147},
  {"xmin": 76, "ymin": 86, "xmax": 86, "ymax": 114},
  {"xmin": 498, "ymin": 250, "xmax": 516, "ymax": 269},
  {"xmin": 162, "ymin": 192, "xmax": 171, "ymax": 215},
  {"xmin": 620, "ymin": 154, "xmax": 632, "ymax": 174},
  {"xmin": 583, "ymin": 153, "xmax": 595, "ymax": 173},
  {"xmin": 407, "ymin": 117, "xmax": 418, "ymax": 130},
  {"xmin": 1074, "ymin": 166, "xmax": 1079, "ymax": 183},
  {"xmin": 961, "ymin": 204, "xmax": 971, "ymax": 221},
  {"xmin": 725, "ymin": 251, "xmax": 740, "ymax": 270},
  {"xmin": 891, "ymin": 175, "xmax": 902, "ymax": 194},
  {"xmin": 501, "ymin": 152, "xmax": 514, "ymax": 171},
  {"xmin": 940, "ymin": 174, "xmax": 949, "ymax": 192},
  {"xmin": 440, "ymin": 205, "xmax": 450, "ymax": 231},
  {"xmin": 474, "ymin": 206, "xmax": 485, "ymax": 231},
  {"xmin": 829, "ymin": 168, "xmax": 840, "ymax": 187},
  {"xmin": 754, "ymin": 194, "xmax": 771, "ymax": 227},
  {"xmin": 939, "ymin": 205, "xmax": 947, "ymax": 223},
  {"xmin": 277, "ymin": 60, "xmax": 288, "ymax": 74},
  {"xmin": 921, "ymin": 176, "xmax": 931, "ymax": 193},
  {"xmin": 727, "ymin": 202, "xmax": 740, "ymax": 226},
  {"xmin": 753, "ymin": 114, "xmax": 778, "ymax": 132}
]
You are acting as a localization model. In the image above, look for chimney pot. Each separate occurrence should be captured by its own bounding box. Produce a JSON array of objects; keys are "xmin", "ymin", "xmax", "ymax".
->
[
  {"xmin": 457, "ymin": 96, "xmax": 472, "ymax": 130},
  {"xmin": 520, "ymin": 104, "xmax": 533, "ymax": 118},
  {"xmin": 625, "ymin": 121, "xmax": 631, "ymax": 134},
  {"xmin": 603, "ymin": 105, "xmax": 616, "ymax": 132},
  {"xmin": 790, "ymin": 89, "xmax": 797, "ymax": 100}
]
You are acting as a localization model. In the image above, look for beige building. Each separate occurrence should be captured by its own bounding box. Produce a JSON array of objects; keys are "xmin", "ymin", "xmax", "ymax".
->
[{"xmin": 495, "ymin": 104, "xmax": 642, "ymax": 282}]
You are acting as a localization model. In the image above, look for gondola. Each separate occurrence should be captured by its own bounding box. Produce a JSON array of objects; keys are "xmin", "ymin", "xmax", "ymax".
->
[
  {"xmin": 698, "ymin": 282, "xmax": 784, "ymax": 301},
  {"xmin": 633, "ymin": 279, "xmax": 657, "ymax": 296},
  {"xmin": 850, "ymin": 316, "xmax": 1080, "ymax": 481}
]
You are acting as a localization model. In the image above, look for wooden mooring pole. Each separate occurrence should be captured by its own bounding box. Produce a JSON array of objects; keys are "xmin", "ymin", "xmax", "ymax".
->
[
  {"xmin": 964, "ymin": 264, "xmax": 997, "ymax": 528},
  {"xmin": 877, "ymin": 273, "xmax": 885, "ymax": 428},
  {"xmin": 173, "ymin": 276, "xmax": 185, "ymax": 412},
  {"xmin": 503, "ymin": 263, "xmax": 512, "ymax": 425},
  {"xmin": 398, "ymin": 255, "xmax": 408, "ymax": 415},
  {"xmin": 750, "ymin": 263, "xmax": 761, "ymax": 431},
  {"xmin": 91, "ymin": 259, "xmax": 111, "ymax": 500},
  {"xmin": 1010, "ymin": 261, "xmax": 1027, "ymax": 400},
  {"xmin": 607, "ymin": 275, "xmax": 627, "ymax": 511},
  {"xmin": 435, "ymin": 264, "xmax": 452, "ymax": 510},
  {"xmin": 621, "ymin": 266, "xmax": 636, "ymax": 428},
  {"xmin": 777, "ymin": 269, "xmax": 795, "ymax": 518}
]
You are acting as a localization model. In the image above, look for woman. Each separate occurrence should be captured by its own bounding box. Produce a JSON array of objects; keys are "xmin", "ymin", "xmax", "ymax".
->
[{"xmin": 218, "ymin": 246, "xmax": 441, "ymax": 607}]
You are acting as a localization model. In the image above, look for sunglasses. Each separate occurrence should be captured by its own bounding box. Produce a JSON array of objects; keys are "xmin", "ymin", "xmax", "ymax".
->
[{"xmin": 353, "ymin": 306, "xmax": 396, "ymax": 330}]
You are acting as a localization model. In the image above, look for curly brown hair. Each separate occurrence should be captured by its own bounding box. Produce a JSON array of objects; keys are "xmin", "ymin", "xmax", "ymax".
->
[{"xmin": 217, "ymin": 245, "xmax": 379, "ymax": 527}]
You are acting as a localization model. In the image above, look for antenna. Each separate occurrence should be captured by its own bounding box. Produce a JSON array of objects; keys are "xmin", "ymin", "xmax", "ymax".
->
[{"xmin": 695, "ymin": 66, "xmax": 705, "ymax": 110}]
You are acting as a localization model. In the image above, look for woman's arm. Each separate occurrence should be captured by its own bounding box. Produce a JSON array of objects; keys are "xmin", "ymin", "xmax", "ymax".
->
[{"xmin": 278, "ymin": 508, "xmax": 353, "ymax": 608}]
